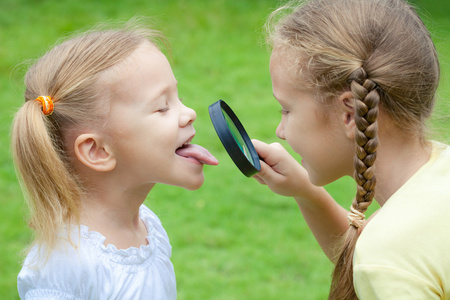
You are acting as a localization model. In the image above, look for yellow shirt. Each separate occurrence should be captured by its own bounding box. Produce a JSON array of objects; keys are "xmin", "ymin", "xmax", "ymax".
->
[{"xmin": 354, "ymin": 141, "xmax": 450, "ymax": 299}]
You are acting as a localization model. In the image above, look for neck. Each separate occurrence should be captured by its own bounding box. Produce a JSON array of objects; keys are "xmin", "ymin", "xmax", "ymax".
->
[
  {"xmin": 373, "ymin": 130, "xmax": 431, "ymax": 206},
  {"xmin": 79, "ymin": 175, "xmax": 155, "ymax": 249}
]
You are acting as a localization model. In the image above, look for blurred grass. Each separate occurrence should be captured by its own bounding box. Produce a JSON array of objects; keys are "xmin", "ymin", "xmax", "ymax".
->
[{"xmin": 1, "ymin": 0, "xmax": 449, "ymax": 299}]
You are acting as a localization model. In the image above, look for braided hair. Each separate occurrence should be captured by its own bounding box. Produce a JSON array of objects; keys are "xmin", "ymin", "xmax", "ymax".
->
[
  {"xmin": 330, "ymin": 67, "xmax": 380, "ymax": 299},
  {"xmin": 351, "ymin": 67, "xmax": 379, "ymax": 219}
]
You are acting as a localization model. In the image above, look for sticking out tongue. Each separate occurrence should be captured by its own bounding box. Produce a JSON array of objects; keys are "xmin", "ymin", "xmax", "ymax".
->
[{"xmin": 176, "ymin": 144, "xmax": 219, "ymax": 165}]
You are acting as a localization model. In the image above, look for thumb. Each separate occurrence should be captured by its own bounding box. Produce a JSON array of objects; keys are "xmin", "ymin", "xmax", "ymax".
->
[
  {"xmin": 252, "ymin": 139, "xmax": 287, "ymax": 168},
  {"xmin": 252, "ymin": 139, "xmax": 283, "ymax": 183}
]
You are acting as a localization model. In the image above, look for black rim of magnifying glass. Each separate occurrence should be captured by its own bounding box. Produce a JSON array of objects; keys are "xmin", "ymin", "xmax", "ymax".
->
[{"xmin": 209, "ymin": 100, "xmax": 261, "ymax": 177}]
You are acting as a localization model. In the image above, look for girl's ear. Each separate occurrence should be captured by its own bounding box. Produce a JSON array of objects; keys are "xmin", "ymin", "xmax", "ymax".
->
[
  {"xmin": 339, "ymin": 91, "xmax": 356, "ymax": 139},
  {"xmin": 74, "ymin": 134, "xmax": 116, "ymax": 172}
]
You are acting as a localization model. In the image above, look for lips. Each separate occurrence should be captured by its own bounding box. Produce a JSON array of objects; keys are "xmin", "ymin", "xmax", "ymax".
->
[{"xmin": 176, "ymin": 138, "xmax": 219, "ymax": 165}]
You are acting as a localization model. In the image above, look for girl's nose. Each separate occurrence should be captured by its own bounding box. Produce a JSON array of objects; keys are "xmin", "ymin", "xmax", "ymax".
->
[
  {"xmin": 179, "ymin": 104, "xmax": 197, "ymax": 127},
  {"xmin": 276, "ymin": 122, "xmax": 285, "ymax": 140}
]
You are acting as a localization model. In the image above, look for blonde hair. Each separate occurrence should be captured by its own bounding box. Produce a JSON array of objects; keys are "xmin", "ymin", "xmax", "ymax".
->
[
  {"xmin": 267, "ymin": 0, "xmax": 439, "ymax": 299},
  {"xmin": 11, "ymin": 22, "xmax": 165, "ymax": 262}
]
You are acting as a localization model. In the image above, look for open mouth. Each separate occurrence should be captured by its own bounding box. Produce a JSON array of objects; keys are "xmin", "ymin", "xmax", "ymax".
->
[{"xmin": 175, "ymin": 138, "xmax": 219, "ymax": 166}]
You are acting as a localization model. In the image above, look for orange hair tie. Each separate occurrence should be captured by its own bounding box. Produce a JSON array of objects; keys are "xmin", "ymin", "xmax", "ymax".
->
[{"xmin": 35, "ymin": 96, "xmax": 54, "ymax": 116}]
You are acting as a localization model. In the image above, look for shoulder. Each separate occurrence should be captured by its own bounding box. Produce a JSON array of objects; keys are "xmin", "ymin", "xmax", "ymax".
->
[
  {"xmin": 140, "ymin": 203, "xmax": 163, "ymax": 225},
  {"xmin": 421, "ymin": 141, "xmax": 450, "ymax": 181},
  {"xmin": 140, "ymin": 204, "xmax": 172, "ymax": 257},
  {"xmin": 140, "ymin": 204, "xmax": 170, "ymax": 242},
  {"xmin": 356, "ymin": 141, "xmax": 450, "ymax": 257},
  {"xmin": 393, "ymin": 141, "xmax": 450, "ymax": 196},
  {"xmin": 353, "ymin": 142, "xmax": 450, "ymax": 298},
  {"xmin": 18, "ymin": 239, "xmax": 99, "ymax": 299}
]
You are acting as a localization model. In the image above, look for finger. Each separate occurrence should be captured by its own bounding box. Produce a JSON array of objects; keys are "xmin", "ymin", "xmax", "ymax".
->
[
  {"xmin": 252, "ymin": 174, "xmax": 267, "ymax": 185},
  {"xmin": 255, "ymin": 157, "xmax": 285, "ymax": 184},
  {"xmin": 251, "ymin": 139, "xmax": 270, "ymax": 160},
  {"xmin": 252, "ymin": 139, "xmax": 286, "ymax": 167}
]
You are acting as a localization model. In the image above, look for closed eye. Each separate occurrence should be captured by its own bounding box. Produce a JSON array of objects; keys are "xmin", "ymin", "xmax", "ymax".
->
[{"xmin": 157, "ymin": 105, "xmax": 170, "ymax": 113}]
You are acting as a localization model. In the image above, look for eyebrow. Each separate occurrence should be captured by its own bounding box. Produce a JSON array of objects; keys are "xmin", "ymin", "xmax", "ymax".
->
[
  {"xmin": 151, "ymin": 80, "xmax": 178, "ymax": 102},
  {"xmin": 153, "ymin": 86, "xmax": 170, "ymax": 100}
]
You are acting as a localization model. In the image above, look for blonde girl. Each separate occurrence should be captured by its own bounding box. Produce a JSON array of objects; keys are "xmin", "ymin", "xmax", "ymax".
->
[
  {"xmin": 253, "ymin": 0, "xmax": 450, "ymax": 299},
  {"xmin": 13, "ymin": 24, "xmax": 218, "ymax": 299}
]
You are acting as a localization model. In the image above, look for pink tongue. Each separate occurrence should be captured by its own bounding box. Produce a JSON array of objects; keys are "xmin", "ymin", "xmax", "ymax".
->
[{"xmin": 176, "ymin": 144, "xmax": 219, "ymax": 165}]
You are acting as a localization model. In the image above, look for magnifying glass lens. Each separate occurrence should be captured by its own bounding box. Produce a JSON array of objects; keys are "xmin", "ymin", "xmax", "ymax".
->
[{"xmin": 222, "ymin": 109, "xmax": 251, "ymax": 161}]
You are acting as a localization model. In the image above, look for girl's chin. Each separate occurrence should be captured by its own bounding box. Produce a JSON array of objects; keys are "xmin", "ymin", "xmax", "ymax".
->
[
  {"xmin": 182, "ymin": 178, "xmax": 205, "ymax": 191},
  {"xmin": 178, "ymin": 172, "xmax": 205, "ymax": 191}
]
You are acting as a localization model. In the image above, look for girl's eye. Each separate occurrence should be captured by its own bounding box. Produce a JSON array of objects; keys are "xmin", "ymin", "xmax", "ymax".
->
[{"xmin": 157, "ymin": 105, "xmax": 169, "ymax": 113}]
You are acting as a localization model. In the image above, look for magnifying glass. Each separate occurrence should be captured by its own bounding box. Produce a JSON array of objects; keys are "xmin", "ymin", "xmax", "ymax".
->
[{"xmin": 209, "ymin": 100, "xmax": 261, "ymax": 177}]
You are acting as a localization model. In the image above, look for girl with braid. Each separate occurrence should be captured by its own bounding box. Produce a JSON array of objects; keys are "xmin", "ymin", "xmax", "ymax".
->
[
  {"xmin": 253, "ymin": 0, "xmax": 449, "ymax": 299},
  {"xmin": 13, "ymin": 23, "xmax": 218, "ymax": 299}
]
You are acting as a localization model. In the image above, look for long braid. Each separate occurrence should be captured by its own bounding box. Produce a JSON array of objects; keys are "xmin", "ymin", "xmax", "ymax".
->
[
  {"xmin": 351, "ymin": 67, "xmax": 379, "ymax": 213},
  {"xmin": 329, "ymin": 67, "xmax": 380, "ymax": 300}
]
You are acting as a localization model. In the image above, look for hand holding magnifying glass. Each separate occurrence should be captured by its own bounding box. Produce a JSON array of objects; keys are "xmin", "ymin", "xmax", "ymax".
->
[{"xmin": 209, "ymin": 100, "xmax": 261, "ymax": 177}]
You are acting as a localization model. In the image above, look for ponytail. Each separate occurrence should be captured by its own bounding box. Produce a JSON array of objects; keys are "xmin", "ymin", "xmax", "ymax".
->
[
  {"xmin": 11, "ymin": 98, "xmax": 81, "ymax": 259},
  {"xmin": 329, "ymin": 67, "xmax": 379, "ymax": 300}
]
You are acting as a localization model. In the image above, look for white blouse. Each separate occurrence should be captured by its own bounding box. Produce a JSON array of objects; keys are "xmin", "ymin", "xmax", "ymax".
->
[{"xmin": 17, "ymin": 205, "xmax": 176, "ymax": 299}]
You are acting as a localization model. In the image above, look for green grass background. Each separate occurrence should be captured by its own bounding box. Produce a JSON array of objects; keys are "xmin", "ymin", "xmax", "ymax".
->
[{"xmin": 1, "ymin": 0, "xmax": 449, "ymax": 299}]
